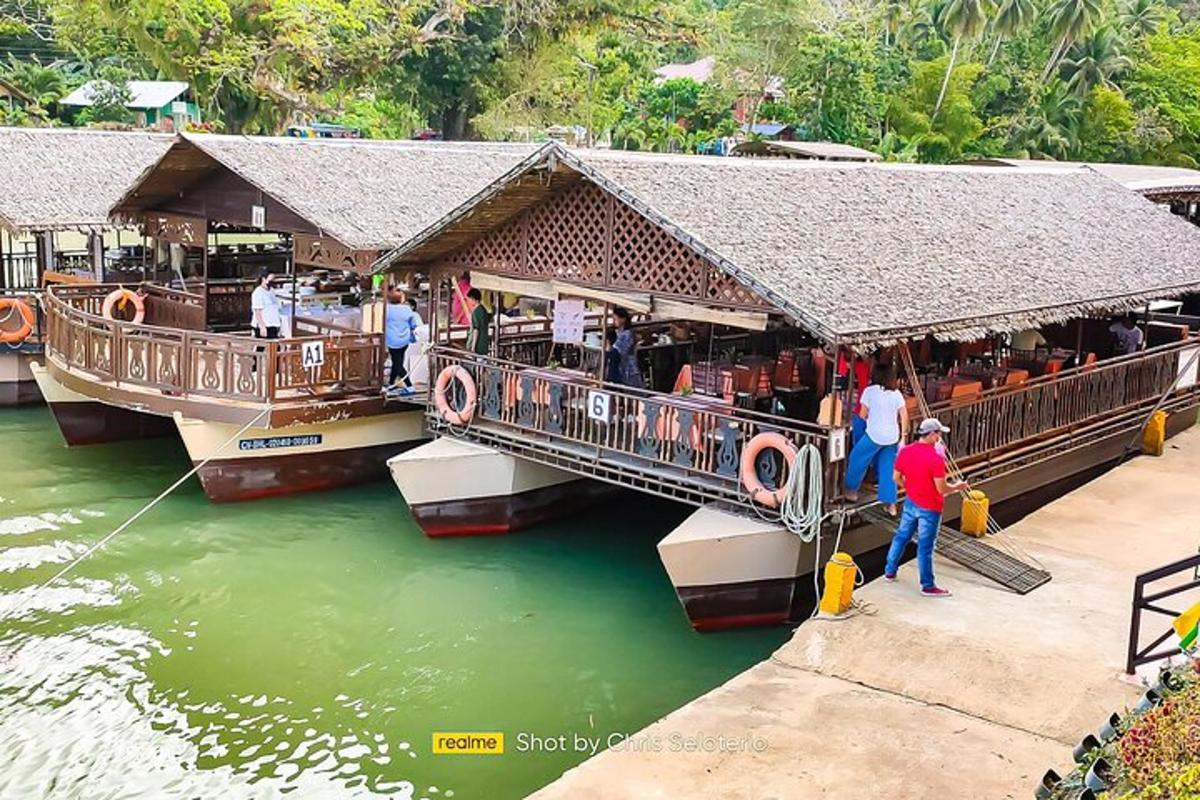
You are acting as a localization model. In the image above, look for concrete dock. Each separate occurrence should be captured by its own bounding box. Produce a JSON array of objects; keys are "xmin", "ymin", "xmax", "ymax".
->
[{"xmin": 528, "ymin": 427, "xmax": 1200, "ymax": 800}]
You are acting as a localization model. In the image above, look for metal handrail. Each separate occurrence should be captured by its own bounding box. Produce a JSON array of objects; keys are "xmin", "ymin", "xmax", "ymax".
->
[{"xmin": 1126, "ymin": 552, "xmax": 1200, "ymax": 674}]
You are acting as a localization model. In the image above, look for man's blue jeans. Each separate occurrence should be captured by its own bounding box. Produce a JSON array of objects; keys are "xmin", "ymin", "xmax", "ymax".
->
[{"xmin": 885, "ymin": 500, "xmax": 942, "ymax": 589}]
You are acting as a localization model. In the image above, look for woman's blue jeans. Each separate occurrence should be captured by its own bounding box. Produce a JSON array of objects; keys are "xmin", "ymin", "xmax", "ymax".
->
[
  {"xmin": 885, "ymin": 500, "xmax": 942, "ymax": 589},
  {"xmin": 844, "ymin": 434, "xmax": 898, "ymax": 503}
]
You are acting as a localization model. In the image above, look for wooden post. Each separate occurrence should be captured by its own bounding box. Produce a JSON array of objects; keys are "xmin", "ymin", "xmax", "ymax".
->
[
  {"xmin": 598, "ymin": 301, "xmax": 610, "ymax": 382},
  {"xmin": 201, "ymin": 235, "xmax": 209, "ymax": 330},
  {"xmin": 1075, "ymin": 317, "xmax": 1084, "ymax": 359},
  {"xmin": 88, "ymin": 231, "xmax": 104, "ymax": 282},
  {"xmin": 0, "ymin": 226, "xmax": 6, "ymax": 291}
]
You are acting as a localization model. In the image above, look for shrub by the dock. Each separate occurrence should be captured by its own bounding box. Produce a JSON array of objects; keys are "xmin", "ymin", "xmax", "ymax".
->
[{"xmin": 1109, "ymin": 665, "xmax": 1200, "ymax": 799}]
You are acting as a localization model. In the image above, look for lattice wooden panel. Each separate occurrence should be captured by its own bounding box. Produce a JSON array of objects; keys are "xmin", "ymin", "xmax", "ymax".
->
[
  {"xmin": 610, "ymin": 200, "xmax": 705, "ymax": 298},
  {"xmin": 445, "ymin": 216, "xmax": 525, "ymax": 274},
  {"xmin": 705, "ymin": 268, "xmax": 768, "ymax": 308},
  {"xmin": 524, "ymin": 182, "xmax": 609, "ymax": 282}
]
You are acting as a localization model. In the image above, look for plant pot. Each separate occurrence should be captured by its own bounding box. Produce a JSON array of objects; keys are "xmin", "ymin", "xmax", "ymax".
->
[
  {"xmin": 1034, "ymin": 768, "xmax": 1061, "ymax": 800},
  {"xmin": 1078, "ymin": 790, "xmax": 1096, "ymax": 800},
  {"xmin": 1134, "ymin": 688, "xmax": 1162, "ymax": 714},
  {"xmin": 1072, "ymin": 733, "xmax": 1101, "ymax": 763},
  {"xmin": 1155, "ymin": 668, "xmax": 1184, "ymax": 693},
  {"xmin": 1098, "ymin": 711, "xmax": 1122, "ymax": 742},
  {"xmin": 1084, "ymin": 757, "xmax": 1113, "ymax": 792}
]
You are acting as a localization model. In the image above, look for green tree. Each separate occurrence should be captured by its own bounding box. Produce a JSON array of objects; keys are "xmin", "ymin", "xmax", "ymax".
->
[
  {"xmin": 1124, "ymin": 28, "xmax": 1200, "ymax": 165},
  {"xmin": 1011, "ymin": 80, "xmax": 1081, "ymax": 158},
  {"xmin": 1042, "ymin": 0, "xmax": 1105, "ymax": 81},
  {"xmin": 83, "ymin": 65, "xmax": 135, "ymax": 124},
  {"xmin": 1119, "ymin": 0, "xmax": 1167, "ymax": 38},
  {"xmin": 1076, "ymin": 84, "xmax": 1136, "ymax": 160},
  {"xmin": 987, "ymin": 0, "xmax": 1036, "ymax": 65},
  {"xmin": 891, "ymin": 58, "xmax": 986, "ymax": 160},
  {"xmin": 1060, "ymin": 27, "xmax": 1132, "ymax": 95},
  {"xmin": 1, "ymin": 55, "xmax": 66, "ymax": 106},
  {"xmin": 933, "ymin": 0, "xmax": 991, "ymax": 119},
  {"xmin": 719, "ymin": 0, "xmax": 811, "ymax": 130},
  {"xmin": 787, "ymin": 31, "xmax": 883, "ymax": 145}
]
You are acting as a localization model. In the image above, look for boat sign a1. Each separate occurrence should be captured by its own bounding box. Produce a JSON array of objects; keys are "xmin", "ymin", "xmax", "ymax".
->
[{"xmin": 302, "ymin": 340, "xmax": 325, "ymax": 369}]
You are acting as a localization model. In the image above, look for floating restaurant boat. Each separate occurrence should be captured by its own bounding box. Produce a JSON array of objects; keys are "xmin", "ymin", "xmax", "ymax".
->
[
  {"xmin": 33, "ymin": 132, "xmax": 537, "ymax": 501},
  {"xmin": 380, "ymin": 144, "xmax": 1200, "ymax": 629},
  {"xmin": 0, "ymin": 128, "xmax": 172, "ymax": 406}
]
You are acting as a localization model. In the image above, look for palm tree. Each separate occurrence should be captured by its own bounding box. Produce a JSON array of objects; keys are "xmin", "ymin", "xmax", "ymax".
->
[
  {"xmin": 2, "ymin": 56, "xmax": 67, "ymax": 107},
  {"xmin": 1119, "ymin": 0, "xmax": 1166, "ymax": 37},
  {"xmin": 1041, "ymin": 0, "xmax": 1104, "ymax": 81},
  {"xmin": 1013, "ymin": 80, "xmax": 1082, "ymax": 158},
  {"xmin": 1059, "ymin": 28, "xmax": 1132, "ymax": 95},
  {"xmin": 881, "ymin": 0, "xmax": 907, "ymax": 46},
  {"xmin": 987, "ymin": 0, "xmax": 1036, "ymax": 64},
  {"xmin": 933, "ymin": 0, "xmax": 992, "ymax": 119}
]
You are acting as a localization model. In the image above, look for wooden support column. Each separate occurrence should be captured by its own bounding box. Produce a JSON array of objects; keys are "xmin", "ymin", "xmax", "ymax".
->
[{"xmin": 88, "ymin": 231, "xmax": 105, "ymax": 282}]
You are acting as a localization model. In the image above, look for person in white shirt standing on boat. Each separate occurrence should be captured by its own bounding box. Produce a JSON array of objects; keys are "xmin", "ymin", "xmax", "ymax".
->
[
  {"xmin": 1109, "ymin": 312, "xmax": 1145, "ymax": 356},
  {"xmin": 250, "ymin": 268, "xmax": 283, "ymax": 339},
  {"xmin": 843, "ymin": 363, "xmax": 908, "ymax": 515}
]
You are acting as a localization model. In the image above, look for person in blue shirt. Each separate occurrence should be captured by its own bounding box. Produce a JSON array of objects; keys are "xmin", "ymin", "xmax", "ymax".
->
[{"xmin": 385, "ymin": 287, "xmax": 418, "ymax": 387}]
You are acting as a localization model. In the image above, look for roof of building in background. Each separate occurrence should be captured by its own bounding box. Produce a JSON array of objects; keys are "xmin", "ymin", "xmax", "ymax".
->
[
  {"xmin": 731, "ymin": 139, "xmax": 881, "ymax": 162},
  {"xmin": 60, "ymin": 80, "xmax": 190, "ymax": 110},
  {"xmin": 113, "ymin": 134, "xmax": 541, "ymax": 251},
  {"xmin": 654, "ymin": 56, "xmax": 716, "ymax": 84},
  {"xmin": 963, "ymin": 157, "xmax": 1200, "ymax": 198},
  {"xmin": 380, "ymin": 144, "xmax": 1200, "ymax": 344},
  {"xmin": 0, "ymin": 127, "xmax": 174, "ymax": 232},
  {"xmin": 740, "ymin": 122, "xmax": 791, "ymax": 138},
  {"xmin": 0, "ymin": 77, "xmax": 34, "ymax": 105}
]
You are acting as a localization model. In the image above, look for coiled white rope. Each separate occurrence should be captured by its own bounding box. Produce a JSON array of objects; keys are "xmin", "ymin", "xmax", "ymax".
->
[{"xmin": 779, "ymin": 442, "xmax": 824, "ymax": 543}]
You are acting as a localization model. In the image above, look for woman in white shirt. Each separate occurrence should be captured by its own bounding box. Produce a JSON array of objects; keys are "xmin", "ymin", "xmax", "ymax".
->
[
  {"xmin": 250, "ymin": 269, "xmax": 283, "ymax": 339},
  {"xmin": 844, "ymin": 363, "xmax": 909, "ymax": 515}
]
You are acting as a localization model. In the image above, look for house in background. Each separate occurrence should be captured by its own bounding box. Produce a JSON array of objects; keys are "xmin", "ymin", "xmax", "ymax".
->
[
  {"xmin": 653, "ymin": 56, "xmax": 785, "ymax": 125},
  {"xmin": 60, "ymin": 80, "xmax": 199, "ymax": 131}
]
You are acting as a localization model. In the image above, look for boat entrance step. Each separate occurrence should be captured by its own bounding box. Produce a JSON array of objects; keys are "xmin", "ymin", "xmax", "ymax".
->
[{"xmin": 858, "ymin": 507, "xmax": 1051, "ymax": 595}]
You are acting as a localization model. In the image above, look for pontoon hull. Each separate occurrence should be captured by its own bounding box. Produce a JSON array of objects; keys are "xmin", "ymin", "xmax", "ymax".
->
[
  {"xmin": 175, "ymin": 410, "xmax": 427, "ymax": 502},
  {"xmin": 388, "ymin": 437, "xmax": 615, "ymax": 536},
  {"xmin": 30, "ymin": 362, "xmax": 174, "ymax": 444},
  {"xmin": 0, "ymin": 351, "xmax": 42, "ymax": 406}
]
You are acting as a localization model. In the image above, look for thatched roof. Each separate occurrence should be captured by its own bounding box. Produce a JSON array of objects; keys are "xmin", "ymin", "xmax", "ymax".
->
[
  {"xmin": 380, "ymin": 144, "xmax": 1200, "ymax": 344},
  {"xmin": 964, "ymin": 158, "xmax": 1200, "ymax": 198},
  {"xmin": 113, "ymin": 134, "xmax": 539, "ymax": 251},
  {"xmin": 0, "ymin": 127, "xmax": 173, "ymax": 233},
  {"xmin": 731, "ymin": 139, "xmax": 881, "ymax": 162}
]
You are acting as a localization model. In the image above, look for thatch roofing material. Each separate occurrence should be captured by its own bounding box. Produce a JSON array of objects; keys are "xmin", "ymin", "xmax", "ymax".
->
[
  {"xmin": 732, "ymin": 140, "xmax": 881, "ymax": 161},
  {"xmin": 0, "ymin": 127, "xmax": 173, "ymax": 233},
  {"xmin": 381, "ymin": 144, "xmax": 1200, "ymax": 345},
  {"xmin": 115, "ymin": 134, "xmax": 539, "ymax": 251},
  {"xmin": 965, "ymin": 158, "xmax": 1200, "ymax": 197}
]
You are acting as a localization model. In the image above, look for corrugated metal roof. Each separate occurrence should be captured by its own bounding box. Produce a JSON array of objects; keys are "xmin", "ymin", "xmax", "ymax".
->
[{"xmin": 61, "ymin": 80, "xmax": 189, "ymax": 110}]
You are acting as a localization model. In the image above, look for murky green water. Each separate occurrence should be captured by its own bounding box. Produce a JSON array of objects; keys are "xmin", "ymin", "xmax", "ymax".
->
[{"xmin": 0, "ymin": 408, "xmax": 790, "ymax": 799}]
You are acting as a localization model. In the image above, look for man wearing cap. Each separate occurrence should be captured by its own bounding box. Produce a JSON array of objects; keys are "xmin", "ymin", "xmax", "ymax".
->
[{"xmin": 886, "ymin": 417, "xmax": 968, "ymax": 597}]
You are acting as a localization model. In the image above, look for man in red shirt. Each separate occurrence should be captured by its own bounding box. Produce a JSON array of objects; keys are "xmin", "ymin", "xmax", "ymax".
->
[{"xmin": 886, "ymin": 417, "xmax": 968, "ymax": 597}]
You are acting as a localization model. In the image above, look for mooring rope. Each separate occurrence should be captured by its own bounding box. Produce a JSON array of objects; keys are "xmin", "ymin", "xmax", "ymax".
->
[{"xmin": 0, "ymin": 405, "xmax": 273, "ymax": 625}]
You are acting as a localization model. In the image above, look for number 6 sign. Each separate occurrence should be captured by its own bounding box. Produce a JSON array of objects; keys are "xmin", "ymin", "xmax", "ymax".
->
[{"xmin": 587, "ymin": 389, "xmax": 611, "ymax": 422}]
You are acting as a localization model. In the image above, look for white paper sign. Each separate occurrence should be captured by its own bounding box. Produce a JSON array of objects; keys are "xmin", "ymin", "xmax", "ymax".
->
[
  {"xmin": 587, "ymin": 390, "xmax": 612, "ymax": 422},
  {"xmin": 302, "ymin": 340, "xmax": 325, "ymax": 369},
  {"xmin": 1177, "ymin": 346, "xmax": 1200, "ymax": 390},
  {"xmin": 828, "ymin": 428, "xmax": 847, "ymax": 463},
  {"xmin": 552, "ymin": 298, "xmax": 585, "ymax": 344},
  {"xmin": 251, "ymin": 204, "xmax": 266, "ymax": 229}
]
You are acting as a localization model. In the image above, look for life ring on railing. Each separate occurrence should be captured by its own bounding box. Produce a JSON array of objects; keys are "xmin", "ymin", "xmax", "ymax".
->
[
  {"xmin": 101, "ymin": 288, "xmax": 145, "ymax": 324},
  {"xmin": 0, "ymin": 298, "xmax": 36, "ymax": 344},
  {"xmin": 434, "ymin": 365, "xmax": 476, "ymax": 425},
  {"xmin": 740, "ymin": 432, "xmax": 798, "ymax": 509}
]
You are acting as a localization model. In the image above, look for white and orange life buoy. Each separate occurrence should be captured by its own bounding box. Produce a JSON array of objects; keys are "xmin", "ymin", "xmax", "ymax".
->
[
  {"xmin": 101, "ymin": 288, "xmax": 145, "ymax": 324},
  {"xmin": 740, "ymin": 432, "xmax": 798, "ymax": 509},
  {"xmin": 434, "ymin": 365, "xmax": 477, "ymax": 425},
  {"xmin": 0, "ymin": 297, "xmax": 36, "ymax": 344}
]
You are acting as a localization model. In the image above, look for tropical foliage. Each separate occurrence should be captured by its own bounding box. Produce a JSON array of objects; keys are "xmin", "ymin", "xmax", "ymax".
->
[{"xmin": 0, "ymin": 0, "xmax": 1198, "ymax": 166}]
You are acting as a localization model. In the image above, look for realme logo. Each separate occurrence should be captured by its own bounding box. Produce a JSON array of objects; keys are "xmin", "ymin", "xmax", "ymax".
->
[{"xmin": 432, "ymin": 732, "xmax": 505, "ymax": 755}]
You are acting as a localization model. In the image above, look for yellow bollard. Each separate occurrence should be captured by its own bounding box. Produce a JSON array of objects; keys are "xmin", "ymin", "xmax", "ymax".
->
[
  {"xmin": 1142, "ymin": 410, "xmax": 1167, "ymax": 456},
  {"xmin": 819, "ymin": 552, "xmax": 857, "ymax": 616},
  {"xmin": 960, "ymin": 490, "xmax": 990, "ymax": 537}
]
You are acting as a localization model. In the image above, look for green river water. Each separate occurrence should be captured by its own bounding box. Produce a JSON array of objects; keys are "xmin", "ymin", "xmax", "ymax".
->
[{"xmin": 0, "ymin": 407, "xmax": 791, "ymax": 800}]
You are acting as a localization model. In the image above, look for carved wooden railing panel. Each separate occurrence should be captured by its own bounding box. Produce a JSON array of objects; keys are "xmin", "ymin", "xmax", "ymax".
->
[
  {"xmin": 428, "ymin": 347, "xmax": 835, "ymax": 510},
  {"xmin": 927, "ymin": 340, "xmax": 1200, "ymax": 464},
  {"xmin": 142, "ymin": 284, "xmax": 206, "ymax": 331},
  {"xmin": 205, "ymin": 280, "xmax": 255, "ymax": 330},
  {"xmin": 44, "ymin": 285, "xmax": 385, "ymax": 404}
]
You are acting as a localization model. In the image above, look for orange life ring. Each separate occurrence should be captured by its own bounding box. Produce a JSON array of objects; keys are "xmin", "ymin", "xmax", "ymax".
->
[
  {"xmin": 0, "ymin": 298, "xmax": 36, "ymax": 344},
  {"xmin": 740, "ymin": 432, "xmax": 798, "ymax": 509},
  {"xmin": 434, "ymin": 365, "xmax": 476, "ymax": 425},
  {"xmin": 101, "ymin": 288, "xmax": 145, "ymax": 324}
]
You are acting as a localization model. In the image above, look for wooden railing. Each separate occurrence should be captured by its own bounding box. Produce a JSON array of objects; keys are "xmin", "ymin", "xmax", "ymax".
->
[
  {"xmin": 428, "ymin": 347, "xmax": 836, "ymax": 509},
  {"xmin": 927, "ymin": 339, "xmax": 1199, "ymax": 464},
  {"xmin": 142, "ymin": 284, "xmax": 206, "ymax": 331},
  {"xmin": 44, "ymin": 284, "xmax": 384, "ymax": 404}
]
